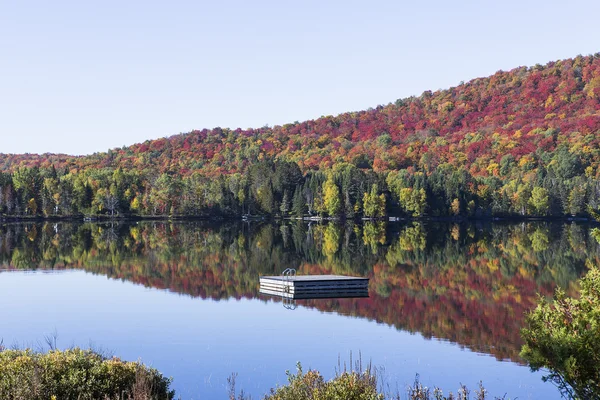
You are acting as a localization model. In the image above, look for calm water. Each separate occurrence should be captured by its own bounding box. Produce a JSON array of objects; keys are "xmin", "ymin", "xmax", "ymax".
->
[{"xmin": 0, "ymin": 220, "xmax": 596, "ymax": 399}]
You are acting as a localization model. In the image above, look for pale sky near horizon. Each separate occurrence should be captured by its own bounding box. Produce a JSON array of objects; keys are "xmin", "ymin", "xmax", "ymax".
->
[{"xmin": 1, "ymin": 0, "xmax": 599, "ymax": 156}]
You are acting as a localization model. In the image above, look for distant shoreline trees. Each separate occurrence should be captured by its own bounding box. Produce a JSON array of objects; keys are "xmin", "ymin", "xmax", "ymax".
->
[{"xmin": 0, "ymin": 158, "xmax": 598, "ymax": 220}]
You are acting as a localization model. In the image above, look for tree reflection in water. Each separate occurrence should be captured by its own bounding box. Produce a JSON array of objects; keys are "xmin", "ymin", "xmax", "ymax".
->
[{"xmin": 0, "ymin": 220, "xmax": 596, "ymax": 365}]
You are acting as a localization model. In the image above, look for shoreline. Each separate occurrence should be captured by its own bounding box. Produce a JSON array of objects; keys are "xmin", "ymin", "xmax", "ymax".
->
[{"xmin": 0, "ymin": 214, "xmax": 596, "ymax": 224}]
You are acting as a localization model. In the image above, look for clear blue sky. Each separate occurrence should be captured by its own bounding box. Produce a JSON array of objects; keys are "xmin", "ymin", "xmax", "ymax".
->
[{"xmin": 1, "ymin": 0, "xmax": 599, "ymax": 155}]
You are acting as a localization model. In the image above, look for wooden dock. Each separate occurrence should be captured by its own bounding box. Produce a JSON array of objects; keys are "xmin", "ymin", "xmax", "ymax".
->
[{"xmin": 259, "ymin": 274, "xmax": 369, "ymax": 299}]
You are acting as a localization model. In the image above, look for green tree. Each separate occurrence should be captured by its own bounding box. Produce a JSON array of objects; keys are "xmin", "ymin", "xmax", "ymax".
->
[
  {"xmin": 521, "ymin": 267, "xmax": 600, "ymax": 399},
  {"xmin": 499, "ymin": 154, "xmax": 515, "ymax": 177},
  {"xmin": 529, "ymin": 228, "xmax": 549, "ymax": 252},
  {"xmin": 149, "ymin": 174, "xmax": 172, "ymax": 215},
  {"xmin": 363, "ymin": 221, "xmax": 386, "ymax": 254},
  {"xmin": 592, "ymin": 228, "xmax": 600, "ymax": 244},
  {"xmin": 529, "ymin": 186, "xmax": 549, "ymax": 215},
  {"xmin": 399, "ymin": 187, "xmax": 427, "ymax": 217},
  {"xmin": 567, "ymin": 185, "xmax": 586, "ymax": 216},
  {"xmin": 514, "ymin": 183, "xmax": 532, "ymax": 216},
  {"xmin": 249, "ymin": 161, "xmax": 275, "ymax": 214},
  {"xmin": 42, "ymin": 177, "xmax": 60, "ymax": 216},
  {"xmin": 72, "ymin": 175, "xmax": 93, "ymax": 214},
  {"xmin": 227, "ymin": 173, "xmax": 249, "ymax": 214},
  {"xmin": 377, "ymin": 133, "xmax": 392, "ymax": 148},
  {"xmin": 12, "ymin": 167, "xmax": 42, "ymax": 215},
  {"xmin": 322, "ymin": 175, "xmax": 341, "ymax": 217},
  {"xmin": 280, "ymin": 190, "xmax": 290, "ymax": 216},
  {"xmin": 291, "ymin": 186, "xmax": 306, "ymax": 217},
  {"xmin": 552, "ymin": 147, "xmax": 583, "ymax": 180},
  {"xmin": 322, "ymin": 223, "xmax": 340, "ymax": 258},
  {"xmin": 343, "ymin": 190, "xmax": 355, "ymax": 219},
  {"xmin": 591, "ymin": 209, "xmax": 600, "ymax": 245},
  {"xmin": 362, "ymin": 184, "xmax": 386, "ymax": 218}
]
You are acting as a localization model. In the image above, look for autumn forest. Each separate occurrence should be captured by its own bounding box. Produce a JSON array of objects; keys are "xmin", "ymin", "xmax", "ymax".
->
[{"xmin": 1, "ymin": 54, "xmax": 600, "ymax": 219}]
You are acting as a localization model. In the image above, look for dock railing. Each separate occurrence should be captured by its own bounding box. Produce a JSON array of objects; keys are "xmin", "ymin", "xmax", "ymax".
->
[{"xmin": 281, "ymin": 268, "xmax": 296, "ymax": 293}]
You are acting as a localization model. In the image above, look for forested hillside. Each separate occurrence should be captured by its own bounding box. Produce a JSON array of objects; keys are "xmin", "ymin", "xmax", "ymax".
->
[{"xmin": 1, "ymin": 54, "xmax": 600, "ymax": 218}]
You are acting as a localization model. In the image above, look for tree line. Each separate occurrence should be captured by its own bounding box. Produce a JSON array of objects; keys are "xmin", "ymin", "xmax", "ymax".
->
[{"xmin": 0, "ymin": 154, "xmax": 598, "ymax": 219}]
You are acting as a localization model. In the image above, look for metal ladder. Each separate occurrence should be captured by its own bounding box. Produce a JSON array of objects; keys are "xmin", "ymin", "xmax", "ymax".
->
[
  {"xmin": 283, "ymin": 297, "xmax": 297, "ymax": 310},
  {"xmin": 281, "ymin": 268, "xmax": 296, "ymax": 293}
]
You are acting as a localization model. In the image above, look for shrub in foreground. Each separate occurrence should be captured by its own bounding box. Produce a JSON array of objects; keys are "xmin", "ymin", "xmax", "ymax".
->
[
  {"xmin": 521, "ymin": 267, "xmax": 600, "ymax": 399},
  {"xmin": 0, "ymin": 346, "xmax": 510, "ymax": 400},
  {"xmin": 258, "ymin": 363, "xmax": 504, "ymax": 400},
  {"xmin": 263, "ymin": 362, "xmax": 383, "ymax": 400},
  {"xmin": 0, "ymin": 347, "xmax": 174, "ymax": 400}
]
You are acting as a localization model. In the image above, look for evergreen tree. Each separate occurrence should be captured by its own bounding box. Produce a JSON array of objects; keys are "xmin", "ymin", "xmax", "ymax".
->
[
  {"xmin": 280, "ymin": 190, "xmax": 290, "ymax": 216},
  {"xmin": 292, "ymin": 186, "xmax": 306, "ymax": 217},
  {"xmin": 344, "ymin": 190, "xmax": 354, "ymax": 219}
]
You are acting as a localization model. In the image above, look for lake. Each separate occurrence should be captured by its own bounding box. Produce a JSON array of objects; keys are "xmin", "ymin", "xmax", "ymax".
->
[{"xmin": 0, "ymin": 220, "xmax": 595, "ymax": 399}]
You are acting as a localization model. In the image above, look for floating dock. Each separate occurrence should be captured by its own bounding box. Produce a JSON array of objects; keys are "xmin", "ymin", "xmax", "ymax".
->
[{"xmin": 259, "ymin": 274, "xmax": 369, "ymax": 299}]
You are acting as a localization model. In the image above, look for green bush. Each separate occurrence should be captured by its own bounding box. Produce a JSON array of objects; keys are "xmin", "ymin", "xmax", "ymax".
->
[
  {"xmin": 263, "ymin": 363, "xmax": 383, "ymax": 400},
  {"xmin": 0, "ymin": 347, "xmax": 174, "ymax": 400},
  {"xmin": 0, "ymin": 347, "xmax": 506, "ymax": 400},
  {"xmin": 260, "ymin": 364, "xmax": 500, "ymax": 400},
  {"xmin": 521, "ymin": 267, "xmax": 600, "ymax": 399}
]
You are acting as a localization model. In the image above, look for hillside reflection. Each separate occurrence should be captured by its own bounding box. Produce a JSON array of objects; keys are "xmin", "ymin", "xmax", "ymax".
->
[{"xmin": 1, "ymin": 220, "xmax": 596, "ymax": 362}]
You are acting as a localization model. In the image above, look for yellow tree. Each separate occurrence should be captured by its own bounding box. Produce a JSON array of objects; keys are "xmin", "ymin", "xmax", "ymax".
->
[
  {"xmin": 322, "ymin": 224, "xmax": 340, "ymax": 258},
  {"xmin": 322, "ymin": 175, "xmax": 341, "ymax": 217},
  {"xmin": 399, "ymin": 188, "xmax": 427, "ymax": 217},
  {"xmin": 363, "ymin": 184, "xmax": 386, "ymax": 218}
]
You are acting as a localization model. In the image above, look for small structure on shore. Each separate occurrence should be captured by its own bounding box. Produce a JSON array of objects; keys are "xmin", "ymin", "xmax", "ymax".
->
[{"xmin": 259, "ymin": 268, "xmax": 369, "ymax": 299}]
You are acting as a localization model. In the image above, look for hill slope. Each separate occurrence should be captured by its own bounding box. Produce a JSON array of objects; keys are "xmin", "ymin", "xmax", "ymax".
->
[{"xmin": 0, "ymin": 54, "xmax": 599, "ymax": 218}]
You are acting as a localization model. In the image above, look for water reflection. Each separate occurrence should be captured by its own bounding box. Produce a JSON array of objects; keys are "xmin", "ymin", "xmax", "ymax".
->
[{"xmin": 0, "ymin": 220, "xmax": 596, "ymax": 363}]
